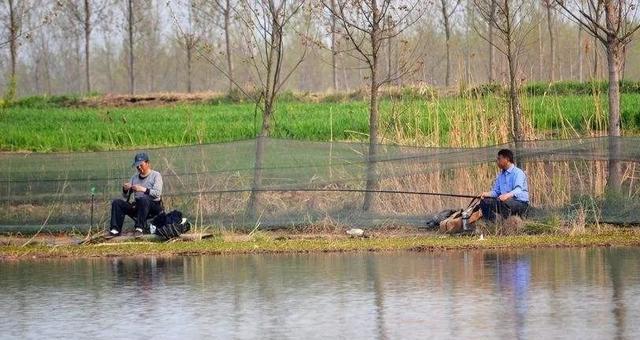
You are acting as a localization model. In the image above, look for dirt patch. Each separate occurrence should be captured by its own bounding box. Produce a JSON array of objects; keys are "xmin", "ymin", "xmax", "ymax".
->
[{"xmin": 79, "ymin": 92, "xmax": 223, "ymax": 108}]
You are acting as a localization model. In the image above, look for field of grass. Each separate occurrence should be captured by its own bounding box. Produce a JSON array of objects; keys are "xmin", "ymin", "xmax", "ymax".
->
[
  {"xmin": 2, "ymin": 91, "xmax": 640, "ymax": 152},
  {"xmin": 1, "ymin": 229, "xmax": 639, "ymax": 259}
]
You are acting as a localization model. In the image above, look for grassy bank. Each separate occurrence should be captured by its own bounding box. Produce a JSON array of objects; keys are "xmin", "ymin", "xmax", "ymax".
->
[
  {"xmin": 1, "ymin": 229, "xmax": 639, "ymax": 259},
  {"xmin": 2, "ymin": 91, "xmax": 640, "ymax": 152}
]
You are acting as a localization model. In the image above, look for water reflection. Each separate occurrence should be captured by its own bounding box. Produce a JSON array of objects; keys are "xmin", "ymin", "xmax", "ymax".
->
[
  {"xmin": 1, "ymin": 248, "xmax": 639, "ymax": 339},
  {"xmin": 486, "ymin": 253, "xmax": 531, "ymax": 340},
  {"xmin": 606, "ymin": 249, "xmax": 627, "ymax": 340}
]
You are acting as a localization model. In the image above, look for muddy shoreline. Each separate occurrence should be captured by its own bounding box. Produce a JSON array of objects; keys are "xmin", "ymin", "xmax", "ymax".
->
[{"xmin": 2, "ymin": 229, "xmax": 639, "ymax": 260}]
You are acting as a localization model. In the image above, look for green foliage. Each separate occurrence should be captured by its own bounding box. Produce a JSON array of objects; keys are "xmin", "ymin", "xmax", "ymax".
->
[
  {"xmin": 10, "ymin": 94, "xmax": 81, "ymax": 109},
  {"xmin": 3, "ymin": 77, "xmax": 17, "ymax": 105},
  {"xmin": 523, "ymin": 80, "xmax": 640, "ymax": 96},
  {"xmin": 1, "ymin": 92, "xmax": 640, "ymax": 152},
  {"xmin": 462, "ymin": 83, "xmax": 505, "ymax": 98},
  {"xmin": 321, "ymin": 86, "xmax": 438, "ymax": 103}
]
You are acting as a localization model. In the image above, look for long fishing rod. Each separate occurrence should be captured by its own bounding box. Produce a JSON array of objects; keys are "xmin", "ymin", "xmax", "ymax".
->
[
  {"xmin": 0, "ymin": 187, "xmax": 491, "ymax": 203},
  {"xmin": 166, "ymin": 188, "xmax": 482, "ymax": 199}
]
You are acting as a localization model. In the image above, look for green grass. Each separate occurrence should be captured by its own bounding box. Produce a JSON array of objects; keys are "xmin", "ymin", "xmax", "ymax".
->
[
  {"xmin": 1, "ymin": 93, "xmax": 640, "ymax": 152},
  {"xmin": 1, "ymin": 229, "xmax": 639, "ymax": 259}
]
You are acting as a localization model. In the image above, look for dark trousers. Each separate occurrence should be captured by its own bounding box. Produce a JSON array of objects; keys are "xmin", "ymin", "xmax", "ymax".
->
[
  {"xmin": 110, "ymin": 196, "xmax": 162, "ymax": 232},
  {"xmin": 480, "ymin": 198, "xmax": 529, "ymax": 222}
]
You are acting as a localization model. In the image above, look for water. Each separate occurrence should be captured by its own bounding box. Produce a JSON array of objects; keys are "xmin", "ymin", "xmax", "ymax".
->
[{"xmin": 1, "ymin": 247, "xmax": 639, "ymax": 339}]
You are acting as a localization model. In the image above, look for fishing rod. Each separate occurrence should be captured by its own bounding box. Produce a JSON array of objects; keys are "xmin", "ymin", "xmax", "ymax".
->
[{"xmin": 166, "ymin": 188, "xmax": 484, "ymax": 199}]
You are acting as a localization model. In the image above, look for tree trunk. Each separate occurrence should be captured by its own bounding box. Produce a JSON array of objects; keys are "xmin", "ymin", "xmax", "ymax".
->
[
  {"xmin": 606, "ymin": 40, "xmax": 622, "ymax": 193},
  {"xmin": 546, "ymin": 3, "xmax": 555, "ymax": 82},
  {"xmin": 342, "ymin": 58, "xmax": 349, "ymax": 91},
  {"xmin": 606, "ymin": 41, "xmax": 622, "ymax": 138},
  {"xmin": 602, "ymin": 1, "xmax": 624, "ymax": 197},
  {"xmin": 186, "ymin": 42, "xmax": 193, "ymax": 93},
  {"xmin": 363, "ymin": 74, "xmax": 380, "ymax": 211},
  {"xmin": 387, "ymin": 20, "xmax": 392, "ymax": 82},
  {"xmin": 330, "ymin": 0, "xmax": 338, "ymax": 91},
  {"xmin": 593, "ymin": 35, "xmax": 599, "ymax": 79},
  {"xmin": 105, "ymin": 39, "xmax": 114, "ymax": 92},
  {"xmin": 247, "ymin": 95, "xmax": 275, "ymax": 218},
  {"xmin": 7, "ymin": 0, "xmax": 18, "ymax": 101},
  {"xmin": 441, "ymin": 0, "xmax": 451, "ymax": 87},
  {"xmin": 41, "ymin": 36, "xmax": 52, "ymax": 95},
  {"xmin": 463, "ymin": 0, "xmax": 472, "ymax": 84},
  {"xmin": 247, "ymin": 3, "xmax": 283, "ymax": 219},
  {"xmin": 74, "ymin": 33, "xmax": 82, "ymax": 92},
  {"xmin": 578, "ymin": 25, "xmax": 583, "ymax": 82},
  {"xmin": 84, "ymin": 0, "xmax": 91, "ymax": 93},
  {"xmin": 619, "ymin": 45, "xmax": 626, "ymax": 83},
  {"xmin": 34, "ymin": 56, "xmax": 40, "ymax": 95},
  {"xmin": 127, "ymin": 0, "xmax": 135, "ymax": 95},
  {"xmin": 224, "ymin": 1, "xmax": 233, "ymax": 92},
  {"xmin": 507, "ymin": 41, "xmax": 523, "ymax": 143},
  {"xmin": 488, "ymin": 0, "xmax": 496, "ymax": 83},
  {"xmin": 537, "ymin": 10, "xmax": 543, "ymax": 81},
  {"xmin": 362, "ymin": 0, "xmax": 381, "ymax": 212}
]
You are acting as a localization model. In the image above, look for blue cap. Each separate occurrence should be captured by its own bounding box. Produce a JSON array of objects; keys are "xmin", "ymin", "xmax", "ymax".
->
[{"xmin": 132, "ymin": 152, "xmax": 149, "ymax": 167}]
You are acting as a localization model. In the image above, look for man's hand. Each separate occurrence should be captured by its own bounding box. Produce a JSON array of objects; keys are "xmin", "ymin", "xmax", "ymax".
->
[
  {"xmin": 132, "ymin": 184, "xmax": 146, "ymax": 193},
  {"xmin": 479, "ymin": 192, "xmax": 492, "ymax": 199},
  {"xmin": 498, "ymin": 193, "xmax": 512, "ymax": 202},
  {"xmin": 123, "ymin": 183, "xmax": 132, "ymax": 191}
]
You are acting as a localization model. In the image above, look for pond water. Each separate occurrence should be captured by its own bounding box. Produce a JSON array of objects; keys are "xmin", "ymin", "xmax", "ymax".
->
[{"xmin": 1, "ymin": 247, "xmax": 639, "ymax": 339}]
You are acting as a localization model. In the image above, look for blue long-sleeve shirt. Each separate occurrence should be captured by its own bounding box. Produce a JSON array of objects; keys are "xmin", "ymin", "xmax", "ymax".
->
[{"xmin": 489, "ymin": 164, "xmax": 529, "ymax": 202}]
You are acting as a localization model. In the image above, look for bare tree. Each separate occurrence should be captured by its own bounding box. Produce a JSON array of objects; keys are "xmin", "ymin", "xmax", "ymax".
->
[
  {"xmin": 587, "ymin": 0, "xmax": 604, "ymax": 79},
  {"xmin": 439, "ymin": 0, "xmax": 462, "ymax": 87},
  {"xmin": 556, "ymin": 0, "xmax": 640, "ymax": 137},
  {"xmin": 192, "ymin": 0, "xmax": 235, "ymax": 92},
  {"xmin": 487, "ymin": 0, "xmax": 496, "ymax": 82},
  {"xmin": 174, "ymin": 0, "xmax": 201, "ymax": 93},
  {"xmin": 474, "ymin": 0, "xmax": 536, "ymax": 143},
  {"xmin": 323, "ymin": 0, "xmax": 425, "ymax": 211},
  {"xmin": 126, "ymin": 0, "xmax": 135, "ymax": 95},
  {"xmin": 578, "ymin": 23, "xmax": 583, "ymax": 81},
  {"xmin": 218, "ymin": 0, "xmax": 233, "ymax": 92},
  {"xmin": 63, "ymin": 0, "xmax": 110, "ymax": 94},
  {"xmin": 235, "ymin": 0, "xmax": 310, "ymax": 217},
  {"xmin": 543, "ymin": 0, "xmax": 557, "ymax": 81},
  {"xmin": 556, "ymin": 0, "xmax": 640, "ymax": 192},
  {"xmin": 1, "ymin": 0, "xmax": 32, "ymax": 101},
  {"xmin": 463, "ymin": 0, "xmax": 474, "ymax": 84},
  {"xmin": 330, "ymin": 0, "xmax": 339, "ymax": 90},
  {"xmin": 34, "ymin": 32, "xmax": 52, "ymax": 94},
  {"xmin": 1, "ymin": 1, "xmax": 62, "ymax": 99}
]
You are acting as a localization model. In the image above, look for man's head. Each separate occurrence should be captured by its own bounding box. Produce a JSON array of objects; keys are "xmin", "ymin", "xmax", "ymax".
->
[
  {"xmin": 132, "ymin": 152, "xmax": 151, "ymax": 174},
  {"xmin": 496, "ymin": 149, "xmax": 514, "ymax": 170}
]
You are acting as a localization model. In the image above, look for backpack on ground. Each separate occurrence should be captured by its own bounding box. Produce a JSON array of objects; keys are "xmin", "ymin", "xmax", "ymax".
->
[
  {"xmin": 438, "ymin": 198, "xmax": 483, "ymax": 234},
  {"xmin": 150, "ymin": 210, "xmax": 191, "ymax": 240}
]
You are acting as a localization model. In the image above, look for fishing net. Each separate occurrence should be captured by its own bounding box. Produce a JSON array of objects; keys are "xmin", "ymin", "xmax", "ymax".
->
[{"xmin": 1, "ymin": 136, "xmax": 639, "ymax": 232}]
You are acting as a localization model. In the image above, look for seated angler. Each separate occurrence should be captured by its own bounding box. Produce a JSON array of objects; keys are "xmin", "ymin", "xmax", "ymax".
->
[
  {"xmin": 479, "ymin": 149, "xmax": 529, "ymax": 222},
  {"xmin": 109, "ymin": 152, "xmax": 163, "ymax": 236}
]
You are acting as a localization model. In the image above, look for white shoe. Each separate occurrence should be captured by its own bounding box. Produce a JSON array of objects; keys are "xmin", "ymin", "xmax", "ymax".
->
[
  {"xmin": 135, "ymin": 227, "xmax": 143, "ymax": 233},
  {"xmin": 109, "ymin": 229, "xmax": 120, "ymax": 236}
]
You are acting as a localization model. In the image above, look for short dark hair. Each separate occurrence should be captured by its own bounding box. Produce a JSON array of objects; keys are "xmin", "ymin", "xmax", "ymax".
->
[{"xmin": 498, "ymin": 149, "xmax": 514, "ymax": 163}]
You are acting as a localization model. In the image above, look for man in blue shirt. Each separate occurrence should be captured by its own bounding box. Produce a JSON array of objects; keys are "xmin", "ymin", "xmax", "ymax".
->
[{"xmin": 479, "ymin": 149, "xmax": 529, "ymax": 222}]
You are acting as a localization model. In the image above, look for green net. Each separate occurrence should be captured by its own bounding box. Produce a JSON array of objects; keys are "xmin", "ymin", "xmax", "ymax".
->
[{"xmin": 1, "ymin": 136, "xmax": 639, "ymax": 232}]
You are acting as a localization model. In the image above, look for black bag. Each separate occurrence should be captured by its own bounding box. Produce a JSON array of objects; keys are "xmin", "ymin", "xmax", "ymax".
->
[
  {"xmin": 425, "ymin": 209, "xmax": 457, "ymax": 229},
  {"xmin": 151, "ymin": 210, "xmax": 191, "ymax": 240}
]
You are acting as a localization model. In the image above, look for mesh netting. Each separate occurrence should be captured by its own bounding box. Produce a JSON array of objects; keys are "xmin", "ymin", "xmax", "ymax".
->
[{"xmin": 1, "ymin": 136, "xmax": 639, "ymax": 232}]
